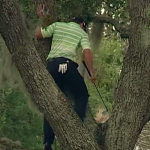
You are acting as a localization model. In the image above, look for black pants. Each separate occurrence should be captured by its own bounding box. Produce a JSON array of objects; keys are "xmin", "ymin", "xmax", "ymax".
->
[{"xmin": 44, "ymin": 57, "xmax": 89, "ymax": 149}]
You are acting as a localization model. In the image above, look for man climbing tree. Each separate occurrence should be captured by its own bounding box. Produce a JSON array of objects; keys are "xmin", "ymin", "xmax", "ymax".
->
[
  {"xmin": 1, "ymin": 0, "xmax": 150, "ymax": 150},
  {"xmin": 36, "ymin": 5, "xmax": 95, "ymax": 150}
]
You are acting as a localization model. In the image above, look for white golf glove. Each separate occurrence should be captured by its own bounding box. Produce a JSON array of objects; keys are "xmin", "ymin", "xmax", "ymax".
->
[{"xmin": 58, "ymin": 63, "xmax": 68, "ymax": 74}]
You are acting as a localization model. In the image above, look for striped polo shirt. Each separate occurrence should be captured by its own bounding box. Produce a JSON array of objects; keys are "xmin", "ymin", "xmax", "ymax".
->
[{"xmin": 41, "ymin": 22, "xmax": 91, "ymax": 63}]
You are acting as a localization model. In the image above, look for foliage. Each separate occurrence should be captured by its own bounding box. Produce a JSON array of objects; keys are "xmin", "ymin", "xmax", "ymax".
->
[
  {"xmin": 103, "ymin": 0, "xmax": 129, "ymax": 20},
  {"xmin": 0, "ymin": 89, "xmax": 43, "ymax": 150},
  {"xmin": 18, "ymin": 0, "xmax": 37, "ymax": 20},
  {"xmin": 56, "ymin": 0, "xmax": 102, "ymax": 22}
]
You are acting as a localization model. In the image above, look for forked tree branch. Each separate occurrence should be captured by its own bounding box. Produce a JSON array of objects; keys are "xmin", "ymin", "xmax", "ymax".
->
[{"xmin": 93, "ymin": 15, "xmax": 129, "ymax": 38}]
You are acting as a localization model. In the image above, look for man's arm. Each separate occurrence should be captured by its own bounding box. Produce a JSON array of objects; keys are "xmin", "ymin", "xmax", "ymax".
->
[
  {"xmin": 83, "ymin": 49, "xmax": 94, "ymax": 78},
  {"xmin": 35, "ymin": 23, "xmax": 56, "ymax": 39},
  {"xmin": 80, "ymin": 34, "xmax": 95, "ymax": 81}
]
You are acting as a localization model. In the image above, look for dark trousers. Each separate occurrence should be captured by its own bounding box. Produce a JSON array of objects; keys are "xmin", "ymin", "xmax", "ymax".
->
[{"xmin": 44, "ymin": 57, "xmax": 89, "ymax": 149}]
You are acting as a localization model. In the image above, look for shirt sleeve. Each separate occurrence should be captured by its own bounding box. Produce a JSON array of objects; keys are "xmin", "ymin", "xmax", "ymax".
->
[
  {"xmin": 41, "ymin": 23, "xmax": 56, "ymax": 38},
  {"xmin": 80, "ymin": 33, "xmax": 91, "ymax": 52}
]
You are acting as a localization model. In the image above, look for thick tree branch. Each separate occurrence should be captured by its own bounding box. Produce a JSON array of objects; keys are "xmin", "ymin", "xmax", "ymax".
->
[{"xmin": 93, "ymin": 15, "xmax": 129, "ymax": 38}]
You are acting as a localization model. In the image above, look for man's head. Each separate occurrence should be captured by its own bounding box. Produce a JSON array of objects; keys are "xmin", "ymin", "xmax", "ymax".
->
[{"xmin": 72, "ymin": 16, "xmax": 86, "ymax": 31}]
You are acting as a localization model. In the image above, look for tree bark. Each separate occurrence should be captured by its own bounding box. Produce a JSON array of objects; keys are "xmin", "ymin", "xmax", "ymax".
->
[
  {"xmin": 105, "ymin": 0, "xmax": 150, "ymax": 150},
  {"xmin": 0, "ymin": 0, "xmax": 99, "ymax": 150}
]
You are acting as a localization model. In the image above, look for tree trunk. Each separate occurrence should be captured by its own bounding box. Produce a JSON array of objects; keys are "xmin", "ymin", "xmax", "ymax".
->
[
  {"xmin": 0, "ymin": 0, "xmax": 99, "ymax": 150},
  {"xmin": 105, "ymin": 1, "xmax": 150, "ymax": 150}
]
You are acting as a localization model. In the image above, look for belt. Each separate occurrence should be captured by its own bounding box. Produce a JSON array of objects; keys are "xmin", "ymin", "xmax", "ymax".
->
[
  {"xmin": 47, "ymin": 57, "xmax": 69, "ymax": 62},
  {"xmin": 47, "ymin": 57, "xmax": 78, "ymax": 68}
]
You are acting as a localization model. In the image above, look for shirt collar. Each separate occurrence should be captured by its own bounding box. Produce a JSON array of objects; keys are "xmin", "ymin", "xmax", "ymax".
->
[{"xmin": 69, "ymin": 22, "xmax": 81, "ymax": 28}]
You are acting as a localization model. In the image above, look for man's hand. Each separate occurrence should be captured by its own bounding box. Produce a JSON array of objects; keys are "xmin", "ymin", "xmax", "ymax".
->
[
  {"xmin": 37, "ymin": 4, "xmax": 45, "ymax": 18},
  {"xmin": 35, "ymin": 26, "xmax": 43, "ymax": 39},
  {"xmin": 90, "ymin": 72, "xmax": 96, "ymax": 84},
  {"xmin": 82, "ymin": 61, "xmax": 95, "ymax": 83}
]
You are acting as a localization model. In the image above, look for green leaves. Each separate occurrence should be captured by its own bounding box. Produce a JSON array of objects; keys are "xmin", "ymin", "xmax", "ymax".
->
[
  {"xmin": 0, "ymin": 90, "xmax": 43, "ymax": 149},
  {"xmin": 56, "ymin": 0, "xmax": 102, "ymax": 22},
  {"xmin": 18, "ymin": 0, "xmax": 36, "ymax": 19}
]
